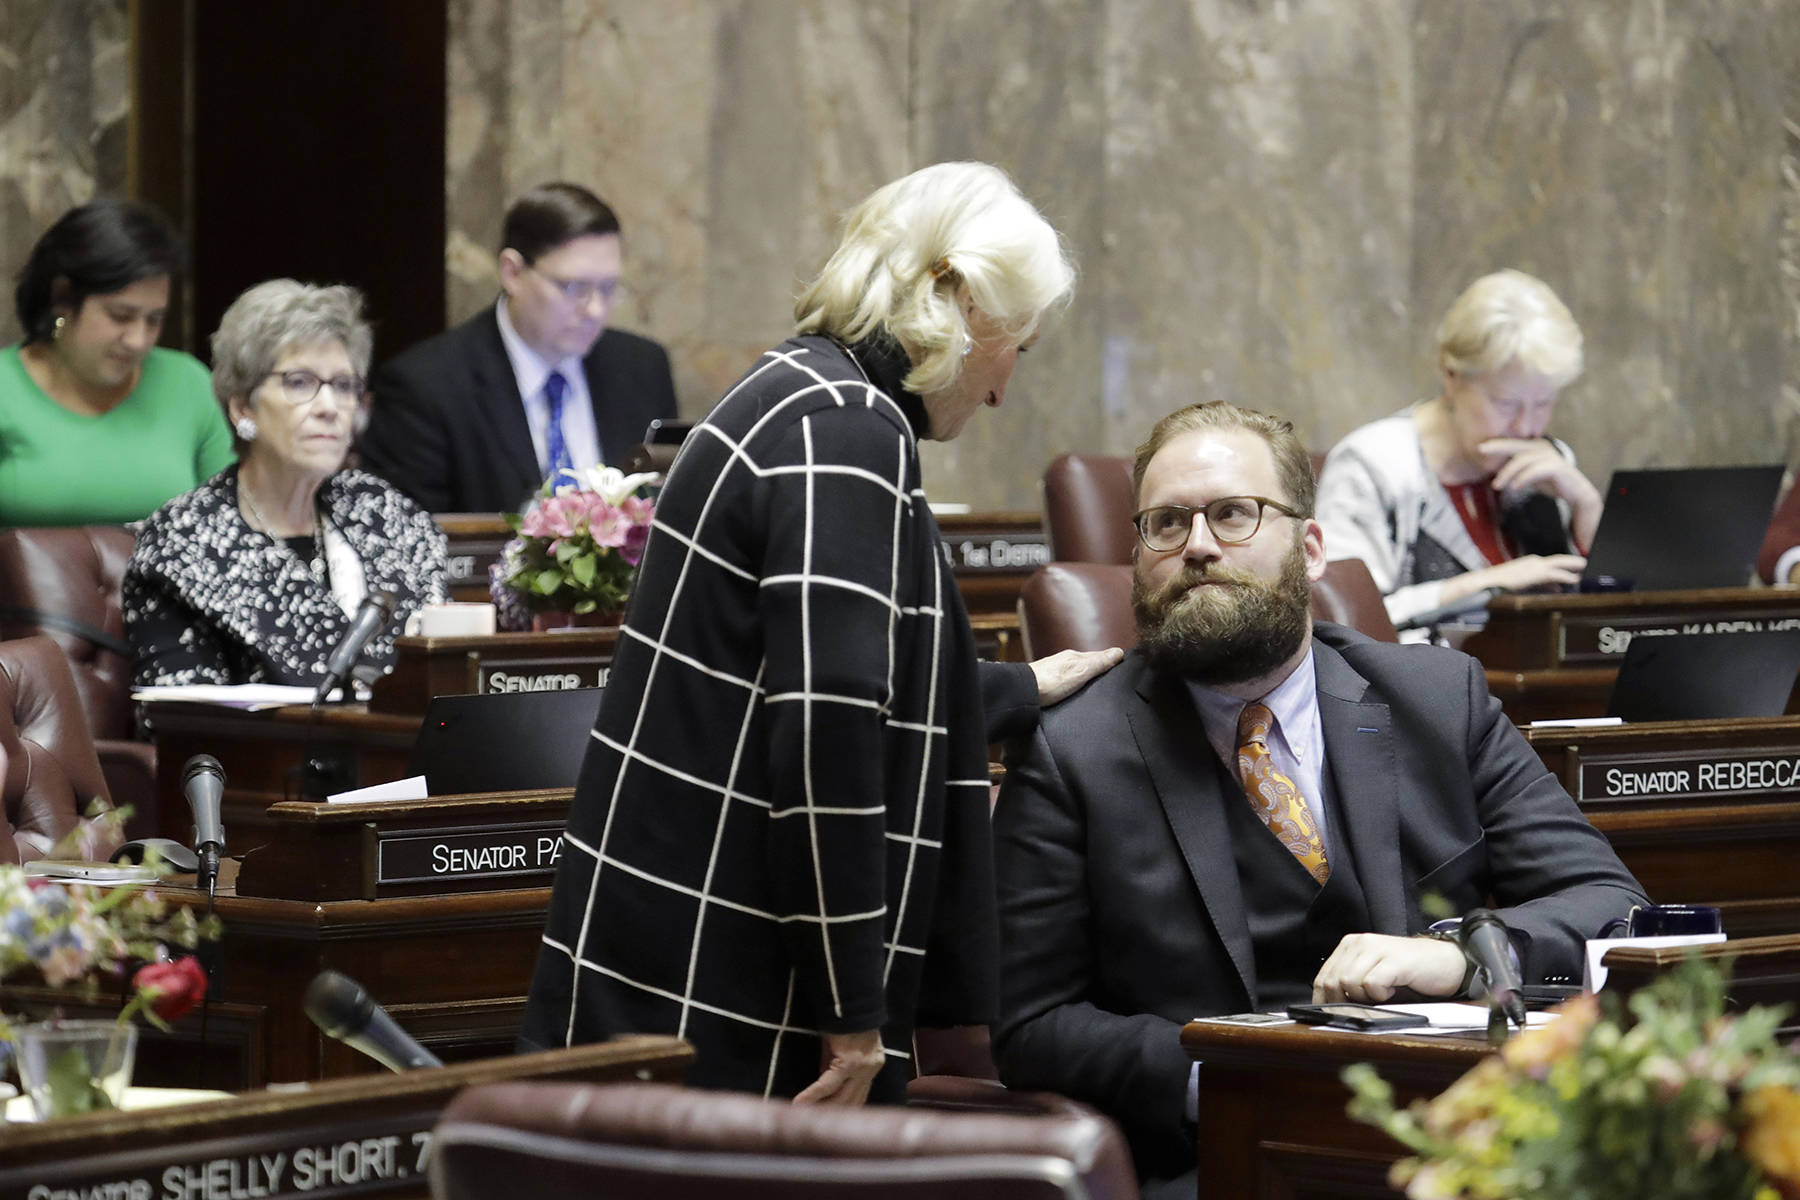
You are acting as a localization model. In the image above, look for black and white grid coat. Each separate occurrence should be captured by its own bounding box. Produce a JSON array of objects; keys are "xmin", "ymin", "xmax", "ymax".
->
[
  {"xmin": 124, "ymin": 465, "xmax": 447, "ymax": 687},
  {"xmin": 519, "ymin": 334, "xmax": 1001, "ymax": 1100}
]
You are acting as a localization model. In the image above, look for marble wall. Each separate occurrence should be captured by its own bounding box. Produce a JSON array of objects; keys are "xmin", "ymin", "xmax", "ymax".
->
[
  {"xmin": 0, "ymin": 0, "xmax": 129, "ymax": 346},
  {"xmin": 4, "ymin": 2, "xmax": 1795, "ymax": 513},
  {"xmin": 442, "ymin": 0, "xmax": 1800, "ymax": 512}
]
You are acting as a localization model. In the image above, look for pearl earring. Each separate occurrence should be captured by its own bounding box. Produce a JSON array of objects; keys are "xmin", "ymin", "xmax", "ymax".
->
[
  {"xmin": 962, "ymin": 337, "xmax": 974, "ymax": 358},
  {"xmin": 235, "ymin": 417, "xmax": 258, "ymax": 441},
  {"xmin": 53, "ymin": 316, "xmax": 66, "ymax": 339}
]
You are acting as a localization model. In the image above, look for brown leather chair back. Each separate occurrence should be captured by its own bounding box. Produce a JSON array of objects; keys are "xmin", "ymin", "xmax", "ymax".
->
[
  {"xmin": 1020, "ymin": 558, "xmax": 1398, "ymax": 659},
  {"xmin": 0, "ymin": 526, "xmax": 137, "ymax": 740},
  {"xmin": 430, "ymin": 1081, "xmax": 1140, "ymax": 1200},
  {"xmin": 0, "ymin": 636, "xmax": 110, "ymax": 864},
  {"xmin": 1019, "ymin": 563, "xmax": 1137, "ymax": 659},
  {"xmin": 1311, "ymin": 558, "xmax": 1399, "ymax": 643},
  {"xmin": 1042, "ymin": 454, "xmax": 1136, "ymax": 565}
]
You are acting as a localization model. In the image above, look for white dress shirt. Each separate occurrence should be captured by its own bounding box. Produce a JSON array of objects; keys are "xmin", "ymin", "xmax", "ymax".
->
[{"xmin": 496, "ymin": 298, "xmax": 604, "ymax": 477}]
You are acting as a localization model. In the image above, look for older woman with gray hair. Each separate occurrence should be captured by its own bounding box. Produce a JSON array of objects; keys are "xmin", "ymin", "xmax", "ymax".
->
[
  {"xmin": 124, "ymin": 280, "xmax": 446, "ymax": 688},
  {"xmin": 521, "ymin": 162, "xmax": 1118, "ymax": 1107},
  {"xmin": 1316, "ymin": 268, "xmax": 1599, "ymax": 633}
]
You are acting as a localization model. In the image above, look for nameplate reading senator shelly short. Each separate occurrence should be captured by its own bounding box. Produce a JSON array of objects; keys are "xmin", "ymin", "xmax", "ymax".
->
[{"xmin": 376, "ymin": 820, "xmax": 565, "ymax": 887}]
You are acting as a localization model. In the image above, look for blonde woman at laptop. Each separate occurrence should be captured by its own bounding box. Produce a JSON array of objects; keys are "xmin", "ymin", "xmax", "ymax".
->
[{"xmin": 1315, "ymin": 269, "xmax": 1600, "ymax": 633}]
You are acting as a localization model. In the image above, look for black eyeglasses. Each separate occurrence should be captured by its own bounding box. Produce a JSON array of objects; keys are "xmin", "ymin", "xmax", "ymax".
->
[
  {"xmin": 1131, "ymin": 496, "xmax": 1304, "ymax": 552},
  {"xmin": 261, "ymin": 369, "xmax": 365, "ymax": 409},
  {"xmin": 527, "ymin": 262, "xmax": 619, "ymax": 307}
]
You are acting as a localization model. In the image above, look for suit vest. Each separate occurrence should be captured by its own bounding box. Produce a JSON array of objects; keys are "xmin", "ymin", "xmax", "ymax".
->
[{"xmin": 1212, "ymin": 752, "xmax": 1373, "ymax": 1008}]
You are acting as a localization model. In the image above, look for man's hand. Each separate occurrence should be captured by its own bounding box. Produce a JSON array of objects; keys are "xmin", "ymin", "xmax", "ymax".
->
[
  {"xmin": 793, "ymin": 1028, "xmax": 886, "ymax": 1106},
  {"xmin": 1030, "ymin": 647, "xmax": 1125, "ymax": 706},
  {"xmin": 1313, "ymin": 933, "xmax": 1467, "ymax": 1003},
  {"xmin": 1476, "ymin": 553, "xmax": 1588, "ymax": 593}
]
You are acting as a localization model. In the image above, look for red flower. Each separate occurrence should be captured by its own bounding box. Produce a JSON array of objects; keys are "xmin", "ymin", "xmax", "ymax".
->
[{"xmin": 132, "ymin": 956, "xmax": 209, "ymax": 1023}]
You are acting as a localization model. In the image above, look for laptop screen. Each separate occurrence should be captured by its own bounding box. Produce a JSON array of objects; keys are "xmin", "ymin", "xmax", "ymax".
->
[
  {"xmin": 407, "ymin": 687, "xmax": 604, "ymax": 795},
  {"xmin": 1605, "ymin": 630, "xmax": 1800, "ymax": 722},
  {"xmin": 1582, "ymin": 466, "xmax": 1783, "ymax": 592}
]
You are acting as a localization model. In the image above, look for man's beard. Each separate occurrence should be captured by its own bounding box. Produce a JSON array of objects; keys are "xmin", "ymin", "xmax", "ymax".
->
[{"xmin": 1132, "ymin": 538, "xmax": 1312, "ymax": 685}]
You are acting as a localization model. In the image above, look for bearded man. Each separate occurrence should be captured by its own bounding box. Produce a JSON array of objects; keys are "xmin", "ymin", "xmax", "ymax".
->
[{"xmin": 991, "ymin": 401, "xmax": 1645, "ymax": 1198}]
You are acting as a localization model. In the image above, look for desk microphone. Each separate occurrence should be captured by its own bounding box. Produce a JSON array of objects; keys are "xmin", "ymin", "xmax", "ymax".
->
[
  {"xmin": 313, "ymin": 588, "xmax": 397, "ymax": 708},
  {"xmin": 1458, "ymin": 908, "xmax": 1527, "ymax": 1032},
  {"xmin": 182, "ymin": 754, "xmax": 227, "ymax": 902},
  {"xmin": 303, "ymin": 970, "xmax": 443, "ymax": 1072}
]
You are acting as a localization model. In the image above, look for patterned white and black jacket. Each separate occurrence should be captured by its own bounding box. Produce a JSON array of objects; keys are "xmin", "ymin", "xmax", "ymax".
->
[
  {"xmin": 519, "ymin": 335, "xmax": 1022, "ymax": 1102},
  {"xmin": 124, "ymin": 465, "xmax": 447, "ymax": 688}
]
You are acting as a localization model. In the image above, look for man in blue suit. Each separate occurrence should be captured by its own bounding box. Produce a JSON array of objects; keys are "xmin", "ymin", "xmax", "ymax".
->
[
  {"xmin": 992, "ymin": 401, "xmax": 1645, "ymax": 1197},
  {"xmin": 362, "ymin": 182, "xmax": 676, "ymax": 514}
]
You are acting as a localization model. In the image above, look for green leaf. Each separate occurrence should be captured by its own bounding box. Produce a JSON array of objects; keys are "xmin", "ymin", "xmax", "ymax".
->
[
  {"xmin": 532, "ymin": 568, "xmax": 563, "ymax": 596},
  {"xmin": 569, "ymin": 553, "xmax": 597, "ymax": 587}
]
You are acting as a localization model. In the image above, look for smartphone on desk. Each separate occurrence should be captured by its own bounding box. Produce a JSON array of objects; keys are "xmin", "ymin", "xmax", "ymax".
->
[{"xmin": 1286, "ymin": 1003, "xmax": 1421, "ymax": 1031}]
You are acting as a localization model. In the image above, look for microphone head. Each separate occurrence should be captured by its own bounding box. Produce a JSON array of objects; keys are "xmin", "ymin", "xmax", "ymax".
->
[
  {"xmin": 182, "ymin": 753, "xmax": 225, "ymax": 786},
  {"xmin": 303, "ymin": 969, "xmax": 376, "ymax": 1040},
  {"xmin": 369, "ymin": 587, "xmax": 398, "ymax": 618}
]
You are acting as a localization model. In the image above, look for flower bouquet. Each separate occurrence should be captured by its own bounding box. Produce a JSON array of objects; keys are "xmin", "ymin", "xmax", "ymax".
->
[
  {"xmin": 1344, "ymin": 958, "xmax": 1800, "ymax": 1200},
  {"xmin": 490, "ymin": 465, "xmax": 659, "ymax": 630},
  {"xmin": 2, "ymin": 835, "xmax": 220, "ymax": 1118}
]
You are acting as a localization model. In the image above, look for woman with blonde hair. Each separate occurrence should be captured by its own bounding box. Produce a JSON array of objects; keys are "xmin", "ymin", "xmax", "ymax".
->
[
  {"xmin": 522, "ymin": 162, "xmax": 1116, "ymax": 1106},
  {"xmin": 1316, "ymin": 269, "xmax": 1600, "ymax": 632}
]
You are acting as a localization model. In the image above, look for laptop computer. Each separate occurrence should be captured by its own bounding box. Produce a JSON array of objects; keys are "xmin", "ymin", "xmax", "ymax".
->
[
  {"xmin": 1605, "ymin": 630, "xmax": 1800, "ymax": 722},
  {"xmin": 1581, "ymin": 465, "xmax": 1784, "ymax": 592},
  {"xmin": 406, "ymin": 687, "xmax": 604, "ymax": 795}
]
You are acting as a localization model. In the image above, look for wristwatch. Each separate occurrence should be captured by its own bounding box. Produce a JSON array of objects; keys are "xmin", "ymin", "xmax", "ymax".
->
[{"xmin": 1421, "ymin": 920, "xmax": 1479, "ymax": 995}]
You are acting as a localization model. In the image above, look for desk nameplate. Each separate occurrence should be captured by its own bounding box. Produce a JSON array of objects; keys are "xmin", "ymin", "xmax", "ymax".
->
[
  {"xmin": 944, "ymin": 531, "xmax": 1050, "ymax": 575},
  {"xmin": 476, "ymin": 656, "xmax": 609, "ymax": 694},
  {"xmin": 375, "ymin": 820, "xmax": 565, "ymax": 888},
  {"xmin": 0, "ymin": 1108, "xmax": 434, "ymax": 1200},
  {"xmin": 443, "ymin": 537, "xmax": 508, "ymax": 589},
  {"xmin": 1577, "ymin": 745, "xmax": 1800, "ymax": 803},
  {"xmin": 1558, "ymin": 611, "xmax": 1800, "ymax": 666}
]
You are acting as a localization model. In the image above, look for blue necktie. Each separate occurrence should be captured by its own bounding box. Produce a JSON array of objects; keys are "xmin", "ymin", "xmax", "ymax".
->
[{"xmin": 543, "ymin": 371, "xmax": 573, "ymax": 480}]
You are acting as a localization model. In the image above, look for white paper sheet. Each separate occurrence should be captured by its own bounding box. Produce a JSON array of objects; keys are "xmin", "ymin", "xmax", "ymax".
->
[
  {"xmin": 327, "ymin": 775, "xmax": 430, "ymax": 804},
  {"xmin": 1586, "ymin": 933, "xmax": 1727, "ymax": 991},
  {"xmin": 131, "ymin": 683, "xmax": 320, "ymax": 709}
]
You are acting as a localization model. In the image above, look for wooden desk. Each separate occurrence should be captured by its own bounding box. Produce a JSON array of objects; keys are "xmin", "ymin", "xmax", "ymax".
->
[
  {"xmin": 1183, "ymin": 935, "xmax": 1800, "ymax": 1198},
  {"xmin": 0, "ymin": 1039, "xmax": 693, "ymax": 1200},
  {"xmin": 1460, "ymin": 588, "xmax": 1800, "ymax": 722},
  {"xmin": 1530, "ymin": 715, "xmax": 1800, "ymax": 936},
  {"xmin": 438, "ymin": 510, "xmax": 1043, "ymax": 663},
  {"xmin": 7, "ymin": 794, "xmax": 575, "ymax": 1089}
]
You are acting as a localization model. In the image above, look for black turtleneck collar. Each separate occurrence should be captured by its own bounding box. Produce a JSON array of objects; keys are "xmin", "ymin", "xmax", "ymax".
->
[{"xmin": 839, "ymin": 332, "xmax": 931, "ymax": 443}]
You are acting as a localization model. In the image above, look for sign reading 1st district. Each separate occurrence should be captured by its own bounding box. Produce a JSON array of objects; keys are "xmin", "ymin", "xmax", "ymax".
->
[{"xmin": 1, "ymin": 1114, "xmax": 432, "ymax": 1200}]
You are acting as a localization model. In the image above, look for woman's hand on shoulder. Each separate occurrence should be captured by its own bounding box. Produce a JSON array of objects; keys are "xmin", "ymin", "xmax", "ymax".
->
[{"xmin": 1030, "ymin": 647, "xmax": 1125, "ymax": 707}]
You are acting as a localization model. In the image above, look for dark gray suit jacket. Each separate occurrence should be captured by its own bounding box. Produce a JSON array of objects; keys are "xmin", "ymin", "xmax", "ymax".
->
[
  {"xmin": 991, "ymin": 623, "xmax": 1646, "ymax": 1179},
  {"xmin": 362, "ymin": 306, "xmax": 677, "ymax": 514}
]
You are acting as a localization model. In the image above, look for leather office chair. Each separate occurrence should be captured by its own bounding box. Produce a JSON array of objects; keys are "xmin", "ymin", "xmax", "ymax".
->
[
  {"xmin": 1018, "ymin": 558, "xmax": 1398, "ymax": 659},
  {"xmin": 1041, "ymin": 454, "xmax": 1135, "ymax": 565},
  {"xmin": 430, "ymin": 1080, "xmax": 1139, "ymax": 1200},
  {"xmin": 0, "ymin": 636, "xmax": 114, "ymax": 864},
  {"xmin": 0, "ymin": 526, "xmax": 155, "ymax": 832}
]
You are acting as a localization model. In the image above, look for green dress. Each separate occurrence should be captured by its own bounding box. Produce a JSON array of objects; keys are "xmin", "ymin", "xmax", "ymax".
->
[{"xmin": 0, "ymin": 345, "xmax": 235, "ymax": 527}]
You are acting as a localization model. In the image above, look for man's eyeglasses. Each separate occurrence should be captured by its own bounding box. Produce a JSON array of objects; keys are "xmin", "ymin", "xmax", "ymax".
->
[
  {"xmin": 1131, "ymin": 496, "xmax": 1304, "ymax": 552},
  {"xmin": 262, "ymin": 369, "xmax": 365, "ymax": 409},
  {"xmin": 527, "ymin": 262, "xmax": 619, "ymax": 307}
]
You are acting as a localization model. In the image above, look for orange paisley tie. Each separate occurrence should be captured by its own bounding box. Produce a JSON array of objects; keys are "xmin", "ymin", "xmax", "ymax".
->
[{"xmin": 1235, "ymin": 701, "xmax": 1330, "ymax": 884}]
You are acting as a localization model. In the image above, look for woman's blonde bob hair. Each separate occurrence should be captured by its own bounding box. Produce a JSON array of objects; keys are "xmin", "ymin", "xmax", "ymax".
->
[
  {"xmin": 794, "ymin": 161, "xmax": 1075, "ymax": 397},
  {"xmin": 1436, "ymin": 268, "xmax": 1584, "ymax": 388}
]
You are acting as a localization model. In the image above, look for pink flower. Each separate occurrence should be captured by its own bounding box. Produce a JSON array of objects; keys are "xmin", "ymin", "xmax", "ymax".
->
[
  {"xmin": 584, "ymin": 499, "xmax": 630, "ymax": 549},
  {"xmin": 621, "ymin": 496, "xmax": 654, "ymax": 527},
  {"xmin": 521, "ymin": 495, "xmax": 580, "ymax": 540}
]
